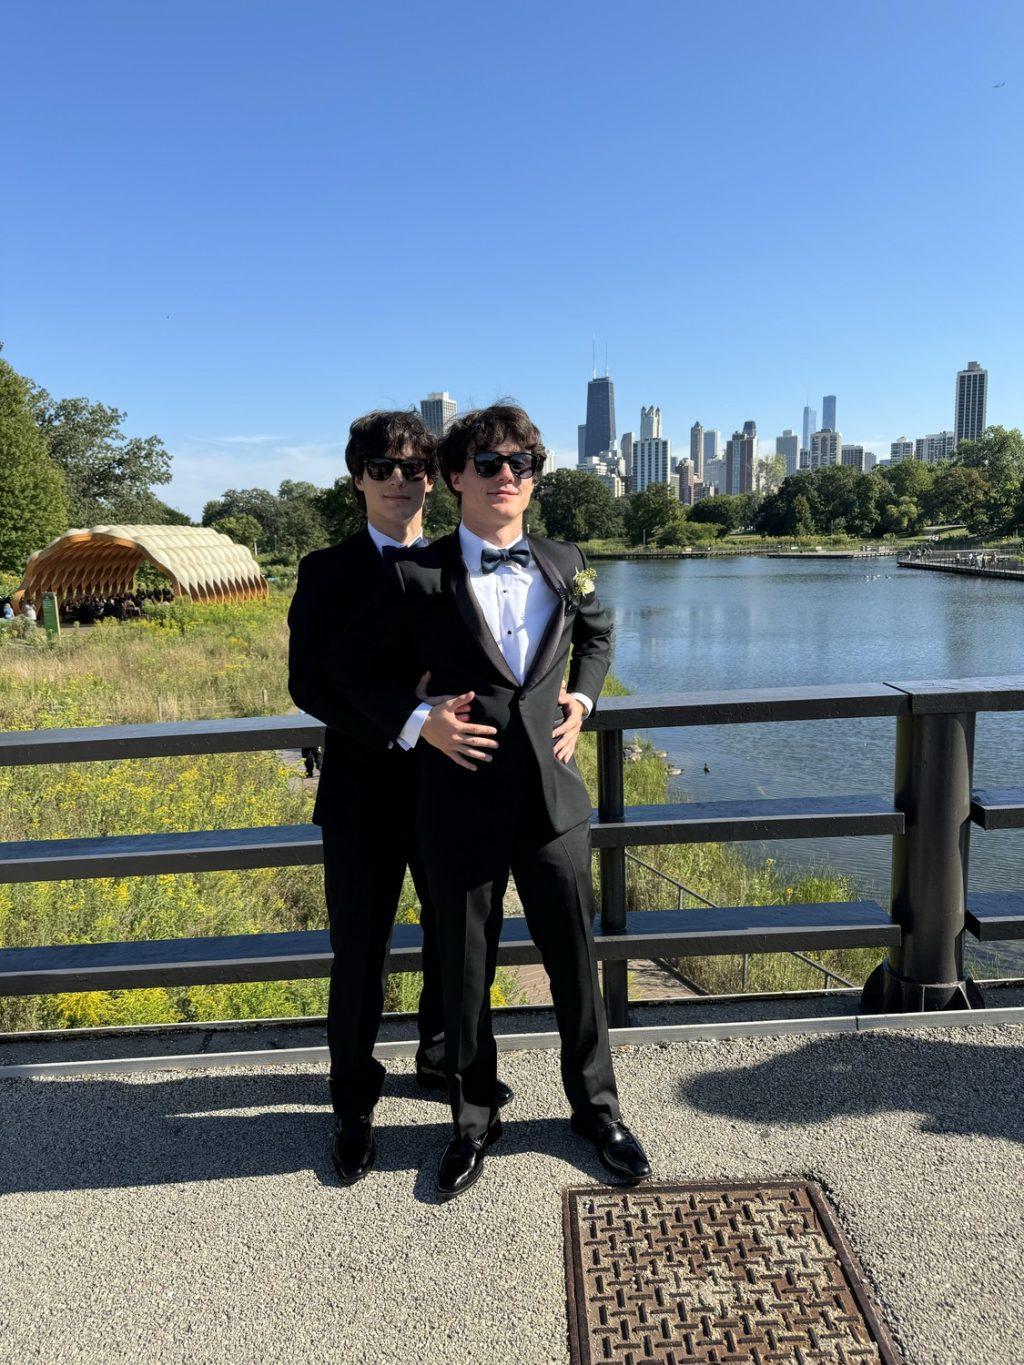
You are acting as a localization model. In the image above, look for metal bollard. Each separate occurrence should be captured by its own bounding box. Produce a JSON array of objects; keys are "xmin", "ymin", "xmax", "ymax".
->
[
  {"xmin": 597, "ymin": 728, "xmax": 629, "ymax": 1027},
  {"xmin": 861, "ymin": 710, "xmax": 984, "ymax": 1012}
]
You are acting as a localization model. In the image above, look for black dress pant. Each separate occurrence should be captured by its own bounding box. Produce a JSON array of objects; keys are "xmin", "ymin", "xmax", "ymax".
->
[
  {"xmin": 422, "ymin": 772, "xmax": 620, "ymax": 1141},
  {"xmin": 321, "ymin": 816, "xmax": 444, "ymax": 1119}
]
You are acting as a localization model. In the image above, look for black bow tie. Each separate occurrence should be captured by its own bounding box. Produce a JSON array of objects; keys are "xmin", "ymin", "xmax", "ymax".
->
[
  {"xmin": 480, "ymin": 542, "xmax": 531, "ymax": 574},
  {"xmin": 381, "ymin": 536, "xmax": 427, "ymax": 561}
]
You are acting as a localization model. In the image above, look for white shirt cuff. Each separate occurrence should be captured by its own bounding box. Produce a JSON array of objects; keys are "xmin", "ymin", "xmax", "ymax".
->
[
  {"xmin": 570, "ymin": 692, "xmax": 594, "ymax": 717},
  {"xmin": 397, "ymin": 702, "xmax": 431, "ymax": 750}
]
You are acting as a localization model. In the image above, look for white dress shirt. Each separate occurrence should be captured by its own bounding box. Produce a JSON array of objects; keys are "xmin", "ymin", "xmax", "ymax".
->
[
  {"xmin": 366, "ymin": 523, "xmax": 421, "ymax": 556},
  {"xmin": 397, "ymin": 524, "xmax": 593, "ymax": 750}
]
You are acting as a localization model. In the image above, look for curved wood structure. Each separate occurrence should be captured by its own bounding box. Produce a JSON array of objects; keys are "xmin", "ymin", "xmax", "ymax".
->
[{"xmin": 11, "ymin": 525, "xmax": 269, "ymax": 611}]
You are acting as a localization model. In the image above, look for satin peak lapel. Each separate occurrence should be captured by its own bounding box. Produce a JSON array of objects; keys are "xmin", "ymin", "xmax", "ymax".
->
[{"xmin": 523, "ymin": 537, "xmax": 569, "ymax": 690}]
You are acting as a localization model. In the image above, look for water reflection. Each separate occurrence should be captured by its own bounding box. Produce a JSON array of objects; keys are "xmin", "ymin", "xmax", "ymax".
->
[{"xmin": 601, "ymin": 556, "xmax": 1024, "ymax": 971}]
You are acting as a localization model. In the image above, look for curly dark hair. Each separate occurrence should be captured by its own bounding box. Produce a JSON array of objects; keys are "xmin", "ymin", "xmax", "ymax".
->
[
  {"xmin": 437, "ymin": 402, "xmax": 547, "ymax": 496},
  {"xmin": 345, "ymin": 409, "xmax": 438, "ymax": 510}
]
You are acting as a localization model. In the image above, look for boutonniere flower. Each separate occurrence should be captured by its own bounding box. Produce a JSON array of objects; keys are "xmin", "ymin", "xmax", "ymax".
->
[{"xmin": 570, "ymin": 566, "xmax": 597, "ymax": 604}]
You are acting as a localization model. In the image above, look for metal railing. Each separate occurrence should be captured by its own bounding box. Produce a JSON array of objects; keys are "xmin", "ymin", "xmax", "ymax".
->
[
  {"xmin": 3, "ymin": 676, "xmax": 1024, "ymax": 1028},
  {"xmin": 623, "ymin": 850, "xmax": 854, "ymax": 990}
]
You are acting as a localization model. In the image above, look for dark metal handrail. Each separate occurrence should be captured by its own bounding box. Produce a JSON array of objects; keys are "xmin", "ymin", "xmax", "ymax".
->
[{"xmin": 5, "ymin": 675, "xmax": 1024, "ymax": 1025}]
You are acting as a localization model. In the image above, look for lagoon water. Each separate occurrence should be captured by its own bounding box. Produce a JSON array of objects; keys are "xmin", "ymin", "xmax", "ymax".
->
[{"xmin": 599, "ymin": 555, "xmax": 1024, "ymax": 972}]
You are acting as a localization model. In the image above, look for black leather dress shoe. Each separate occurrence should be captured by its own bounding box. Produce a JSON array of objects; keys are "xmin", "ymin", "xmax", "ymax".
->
[
  {"xmin": 415, "ymin": 1063, "xmax": 514, "ymax": 1109},
  {"xmin": 570, "ymin": 1115, "xmax": 652, "ymax": 1184},
  {"xmin": 436, "ymin": 1116, "xmax": 503, "ymax": 1199},
  {"xmin": 332, "ymin": 1114, "xmax": 376, "ymax": 1185}
]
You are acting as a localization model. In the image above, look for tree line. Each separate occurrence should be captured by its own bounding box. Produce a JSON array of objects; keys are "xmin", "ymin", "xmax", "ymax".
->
[{"xmin": 4, "ymin": 344, "xmax": 1023, "ymax": 574}]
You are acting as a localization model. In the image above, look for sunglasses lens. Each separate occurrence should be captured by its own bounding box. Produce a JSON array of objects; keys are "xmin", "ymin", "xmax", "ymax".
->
[
  {"xmin": 401, "ymin": 460, "xmax": 427, "ymax": 480},
  {"xmin": 473, "ymin": 452, "xmax": 536, "ymax": 479},
  {"xmin": 365, "ymin": 460, "xmax": 393, "ymax": 480}
]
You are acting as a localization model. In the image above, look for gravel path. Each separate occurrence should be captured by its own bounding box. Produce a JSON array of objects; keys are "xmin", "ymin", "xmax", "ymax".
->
[{"xmin": 2, "ymin": 1022, "xmax": 1022, "ymax": 1364}]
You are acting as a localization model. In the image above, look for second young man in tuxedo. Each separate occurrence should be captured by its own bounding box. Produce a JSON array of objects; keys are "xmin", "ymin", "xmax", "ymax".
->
[
  {"xmin": 287, "ymin": 410, "xmax": 512, "ymax": 1186},
  {"xmin": 328, "ymin": 404, "xmax": 652, "ymax": 1198}
]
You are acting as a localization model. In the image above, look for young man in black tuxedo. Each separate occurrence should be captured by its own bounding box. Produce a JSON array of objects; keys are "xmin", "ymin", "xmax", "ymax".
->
[
  {"xmin": 287, "ymin": 410, "xmax": 512, "ymax": 1186},
  {"xmin": 328, "ymin": 404, "xmax": 652, "ymax": 1198}
]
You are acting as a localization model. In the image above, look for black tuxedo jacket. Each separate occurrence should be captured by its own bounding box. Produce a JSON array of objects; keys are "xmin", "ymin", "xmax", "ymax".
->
[
  {"xmin": 325, "ymin": 532, "xmax": 614, "ymax": 838},
  {"xmin": 287, "ymin": 528, "xmax": 412, "ymax": 827}
]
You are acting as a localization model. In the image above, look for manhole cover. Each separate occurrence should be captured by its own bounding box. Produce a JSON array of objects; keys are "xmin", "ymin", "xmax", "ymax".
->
[{"xmin": 562, "ymin": 1182, "xmax": 901, "ymax": 1364}]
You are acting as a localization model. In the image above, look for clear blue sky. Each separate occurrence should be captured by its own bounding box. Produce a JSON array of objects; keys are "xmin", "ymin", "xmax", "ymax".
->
[{"xmin": 3, "ymin": 0, "xmax": 1021, "ymax": 517}]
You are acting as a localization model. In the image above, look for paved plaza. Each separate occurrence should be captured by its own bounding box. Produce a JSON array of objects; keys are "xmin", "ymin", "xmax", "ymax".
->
[{"xmin": 2, "ymin": 1014, "xmax": 1022, "ymax": 1363}]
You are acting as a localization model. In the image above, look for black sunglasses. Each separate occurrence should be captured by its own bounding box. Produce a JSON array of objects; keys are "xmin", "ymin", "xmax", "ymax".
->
[
  {"xmin": 471, "ymin": 451, "xmax": 539, "ymax": 480},
  {"xmin": 363, "ymin": 456, "xmax": 430, "ymax": 482}
]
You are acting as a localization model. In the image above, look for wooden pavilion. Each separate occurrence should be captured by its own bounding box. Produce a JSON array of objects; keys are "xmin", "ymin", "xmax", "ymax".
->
[{"xmin": 11, "ymin": 525, "xmax": 269, "ymax": 612}]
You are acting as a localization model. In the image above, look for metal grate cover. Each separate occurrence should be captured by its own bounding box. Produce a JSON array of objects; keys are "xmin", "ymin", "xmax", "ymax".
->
[{"xmin": 562, "ymin": 1181, "xmax": 901, "ymax": 1364}]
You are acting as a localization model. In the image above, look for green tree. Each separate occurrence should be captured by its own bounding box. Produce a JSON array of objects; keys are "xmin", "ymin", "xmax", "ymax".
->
[
  {"xmin": 536, "ymin": 469, "xmax": 623, "ymax": 541},
  {"xmin": 424, "ymin": 479, "xmax": 460, "ymax": 538},
  {"xmin": 211, "ymin": 514, "xmax": 264, "ymax": 548},
  {"xmin": 921, "ymin": 464, "xmax": 990, "ymax": 531},
  {"xmin": 0, "ymin": 357, "xmax": 69, "ymax": 572},
  {"xmin": 33, "ymin": 392, "xmax": 172, "ymax": 525},
  {"xmin": 952, "ymin": 427, "xmax": 1024, "ymax": 534},
  {"xmin": 756, "ymin": 454, "xmax": 786, "ymax": 495},
  {"xmin": 315, "ymin": 477, "xmax": 364, "ymax": 544},
  {"xmin": 689, "ymin": 494, "xmax": 745, "ymax": 533},
  {"xmin": 623, "ymin": 483, "xmax": 685, "ymax": 546}
]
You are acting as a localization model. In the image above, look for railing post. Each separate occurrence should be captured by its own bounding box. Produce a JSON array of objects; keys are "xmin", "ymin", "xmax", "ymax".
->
[
  {"xmin": 598, "ymin": 727, "xmax": 629, "ymax": 1027},
  {"xmin": 861, "ymin": 708, "xmax": 984, "ymax": 1013}
]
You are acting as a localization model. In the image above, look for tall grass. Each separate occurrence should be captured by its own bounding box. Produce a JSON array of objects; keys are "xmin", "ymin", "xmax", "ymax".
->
[{"xmin": 0, "ymin": 590, "xmax": 867, "ymax": 1032}]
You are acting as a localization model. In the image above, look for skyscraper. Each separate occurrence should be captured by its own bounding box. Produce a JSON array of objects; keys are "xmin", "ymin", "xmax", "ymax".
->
[
  {"xmin": 915, "ymin": 431, "xmax": 957, "ymax": 464},
  {"xmin": 890, "ymin": 437, "xmax": 914, "ymax": 464},
  {"xmin": 420, "ymin": 391, "xmax": 457, "ymax": 436},
  {"xmin": 822, "ymin": 395, "xmax": 837, "ymax": 432},
  {"xmin": 725, "ymin": 423, "xmax": 756, "ymax": 494},
  {"xmin": 677, "ymin": 459, "xmax": 699, "ymax": 505},
  {"xmin": 633, "ymin": 436, "xmax": 672, "ymax": 492},
  {"xmin": 620, "ymin": 432, "xmax": 634, "ymax": 484},
  {"xmin": 584, "ymin": 375, "xmax": 616, "ymax": 461},
  {"xmin": 776, "ymin": 429, "xmax": 800, "ymax": 477},
  {"xmin": 703, "ymin": 429, "xmax": 721, "ymax": 467},
  {"xmin": 689, "ymin": 422, "xmax": 704, "ymax": 480},
  {"xmin": 955, "ymin": 361, "xmax": 987, "ymax": 446},
  {"xmin": 802, "ymin": 405, "xmax": 817, "ymax": 452},
  {"xmin": 840, "ymin": 444, "xmax": 875, "ymax": 472},
  {"xmin": 577, "ymin": 424, "xmax": 588, "ymax": 464},
  {"xmin": 809, "ymin": 429, "xmax": 842, "ymax": 469},
  {"xmin": 640, "ymin": 406, "xmax": 661, "ymax": 439}
]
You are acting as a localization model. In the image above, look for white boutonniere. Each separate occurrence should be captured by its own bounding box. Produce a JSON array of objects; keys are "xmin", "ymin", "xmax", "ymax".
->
[{"xmin": 570, "ymin": 566, "xmax": 597, "ymax": 604}]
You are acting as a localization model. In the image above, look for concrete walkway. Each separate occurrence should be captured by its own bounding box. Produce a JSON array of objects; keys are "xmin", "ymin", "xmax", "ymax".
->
[{"xmin": 2, "ymin": 1019, "xmax": 1022, "ymax": 1364}]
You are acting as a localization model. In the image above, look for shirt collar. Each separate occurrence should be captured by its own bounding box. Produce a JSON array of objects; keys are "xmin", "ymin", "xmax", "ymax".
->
[
  {"xmin": 458, "ymin": 522, "xmax": 528, "ymax": 574},
  {"xmin": 366, "ymin": 523, "xmax": 426, "ymax": 557}
]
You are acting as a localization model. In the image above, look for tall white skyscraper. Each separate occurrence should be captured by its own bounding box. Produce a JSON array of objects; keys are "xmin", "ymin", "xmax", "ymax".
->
[
  {"xmin": 955, "ymin": 361, "xmax": 987, "ymax": 446},
  {"xmin": 822, "ymin": 395, "xmax": 837, "ymax": 431},
  {"xmin": 890, "ymin": 437, "xmax": 914, "ymax": 464},
  {"xmin": 703, "ymin": 429, "xmax": 721, "ymax": 467},
  {"xmin": 689, "ymin": 422, "xmax": 704, "ymax": 480},
  {"xmin": 809, "ymin": 429, "xmax": 842, "ymax": 469},
  {"xmin": 634, "ymin": 436, "xmax": 672, "ymax": 492},
  {"xmin": 802, "ymin": 405, "xmax": 817, "ymax": 451},
  {"xmin": 640, "ymin": 406, "xmax": 662, "ymax": 439},
  {"xmin": 776, "ymin": 428, "xmax": 800, "ymax": 477},
  {"xmin": 419, "ymin": 391, "xmax": 457, "ymax": 436}
]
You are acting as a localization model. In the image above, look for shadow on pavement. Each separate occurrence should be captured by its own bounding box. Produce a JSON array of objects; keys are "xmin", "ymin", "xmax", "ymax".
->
[{"xmin": 682, "ymin": 1029, "xmax": 1024, "ymax": 1144}]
